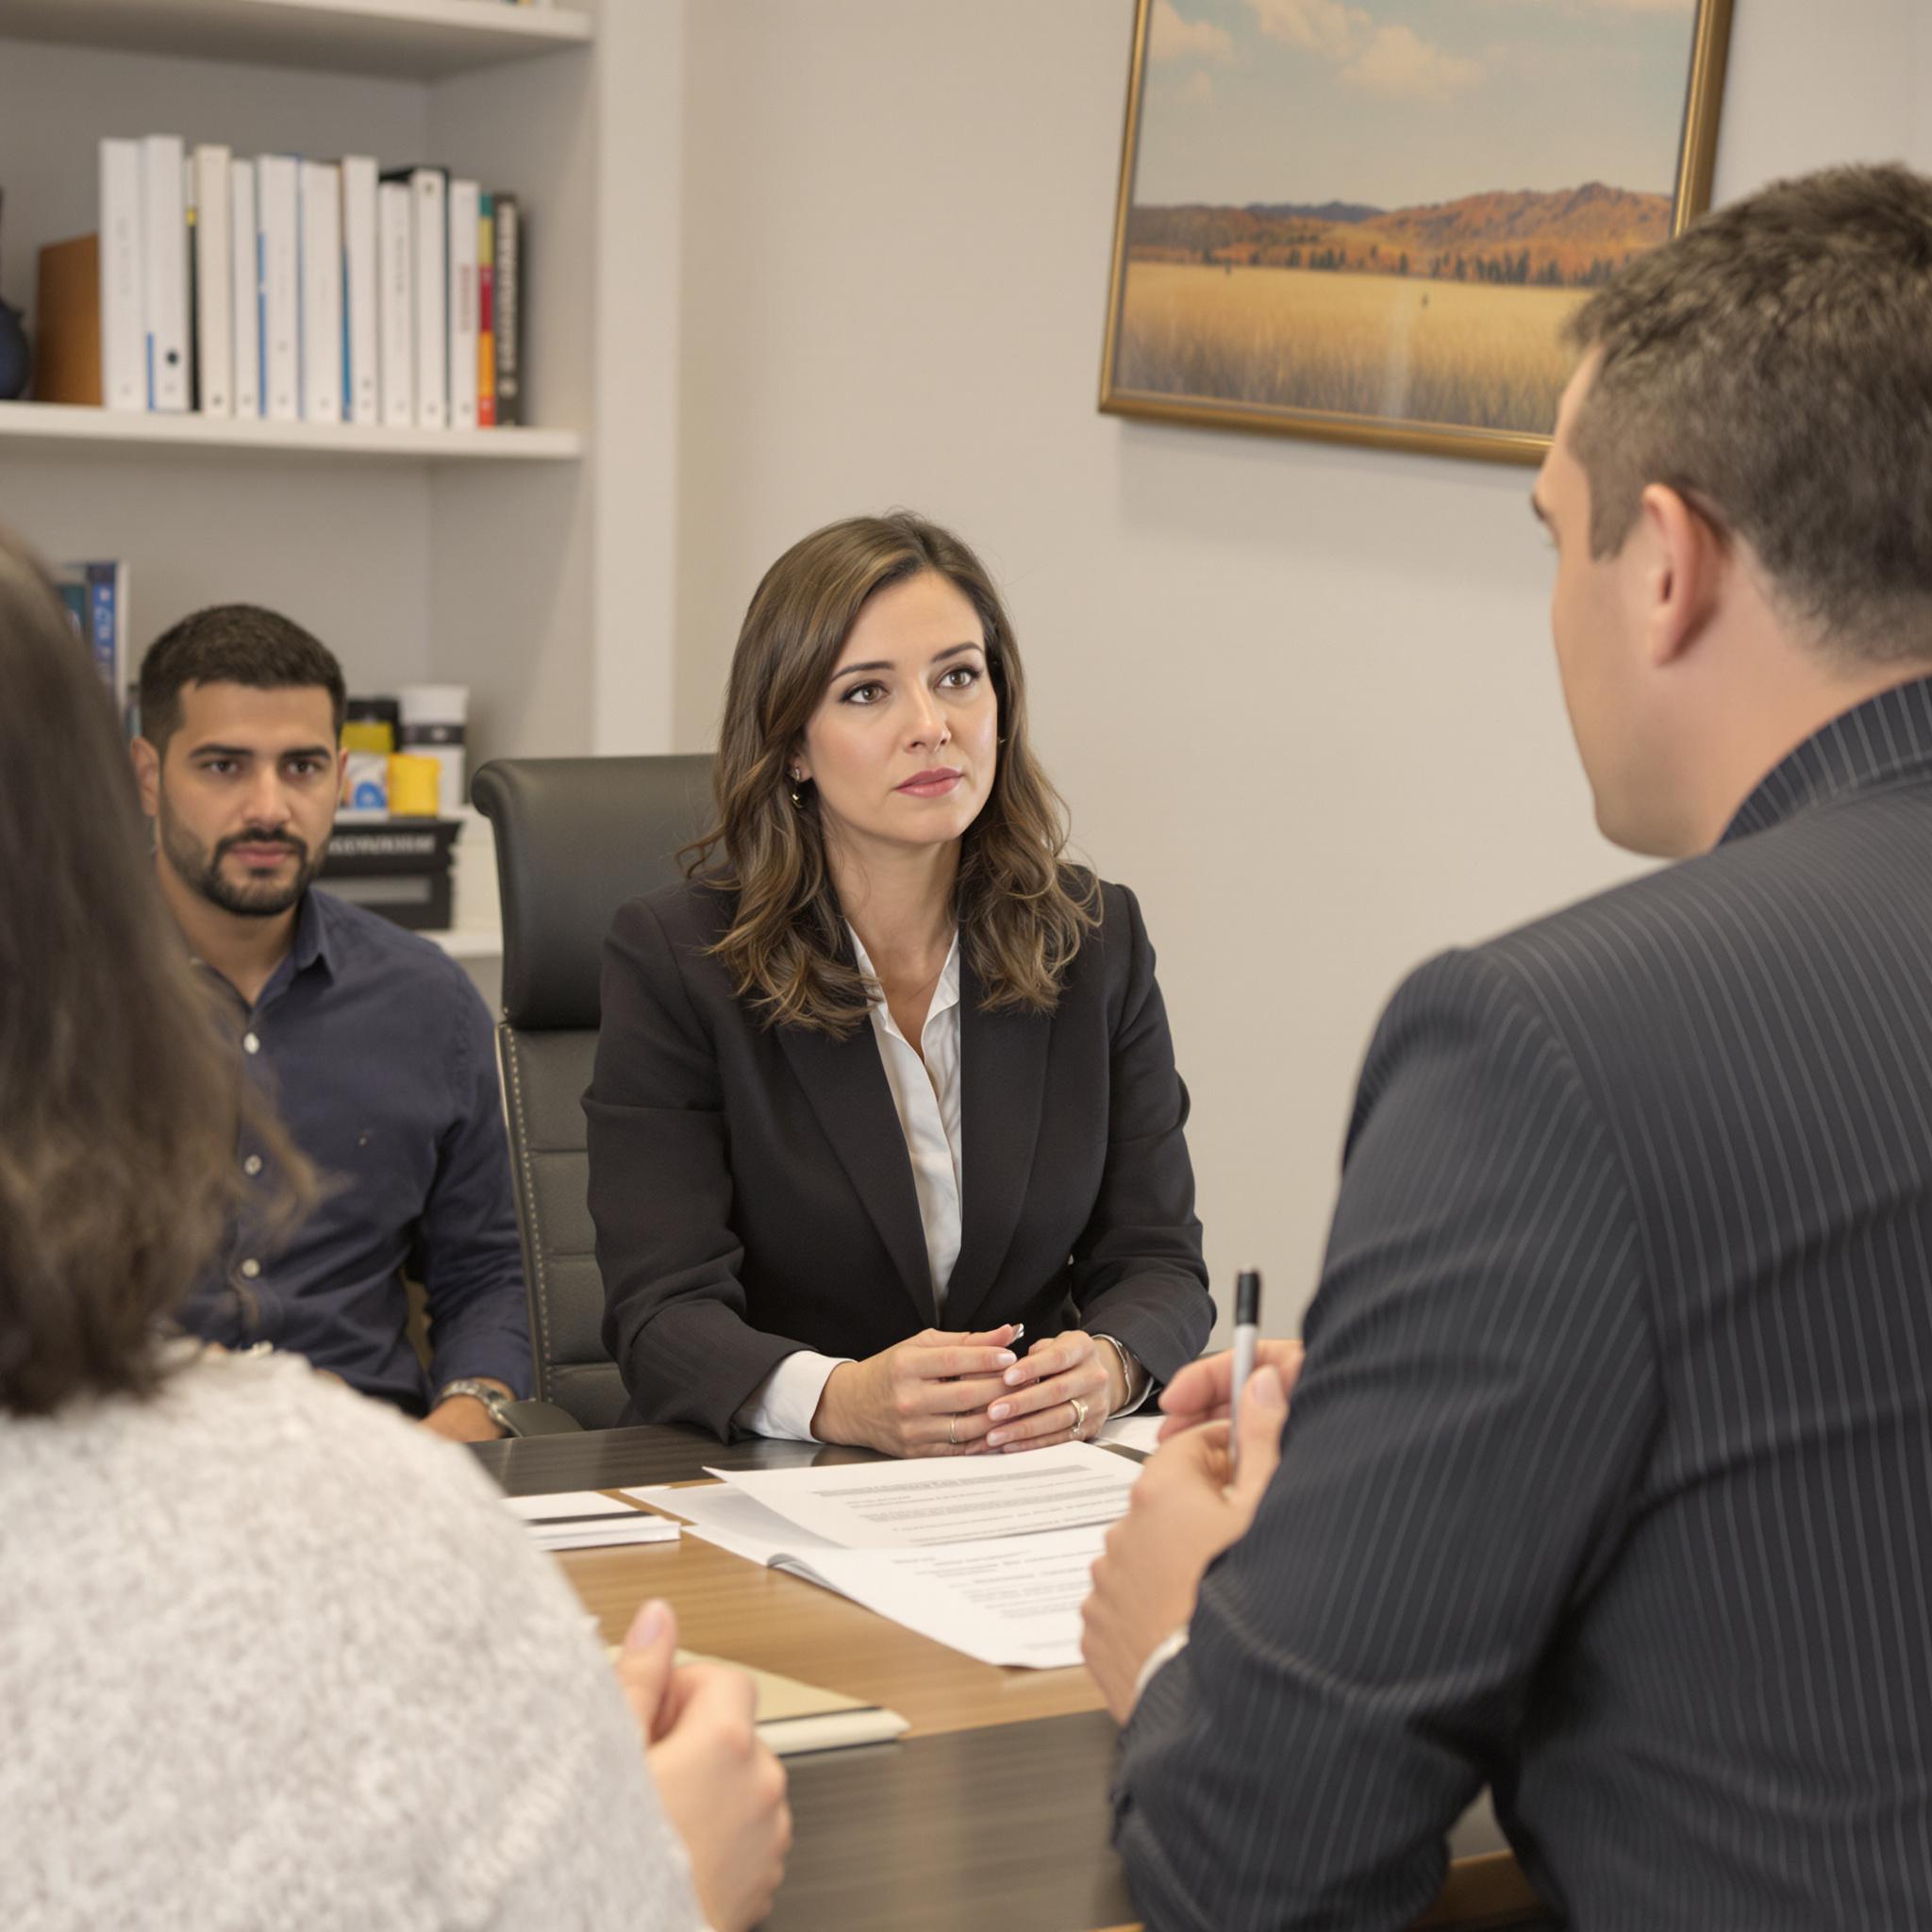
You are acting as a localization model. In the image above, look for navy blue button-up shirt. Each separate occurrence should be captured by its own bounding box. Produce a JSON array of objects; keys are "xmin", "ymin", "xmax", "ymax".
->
[{"xmin": 179, "ymin": 888, "xmax": 531, "ymax": 1413}]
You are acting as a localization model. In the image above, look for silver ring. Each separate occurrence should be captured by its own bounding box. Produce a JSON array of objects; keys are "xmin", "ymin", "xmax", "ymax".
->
[
  {"xmin": 1068, "ymin": 1397, "xmax": 1088, "ymax": 1438},
  {"xmin": 948, "ymin": 1414, "xmax": 958, "ymax": 1446}
]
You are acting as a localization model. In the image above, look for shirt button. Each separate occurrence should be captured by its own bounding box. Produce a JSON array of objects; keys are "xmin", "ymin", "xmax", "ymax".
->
[
  {"xmin": 242, "ymin": 1155, "xmax": 263, "ymax": 1177},
  {"xmin": 240, "ymin": 1257, "xmax": 262, "ymax": 1279},
  {"xmin": 242, "ymin": 1032, "xmax": 261, "ymax": 1056}
]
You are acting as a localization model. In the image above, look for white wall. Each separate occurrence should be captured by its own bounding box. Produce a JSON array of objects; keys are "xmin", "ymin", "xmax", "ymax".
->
[{"xmin": 666, "ymin": 0, "xmax": 1932, "ymax": 1340}]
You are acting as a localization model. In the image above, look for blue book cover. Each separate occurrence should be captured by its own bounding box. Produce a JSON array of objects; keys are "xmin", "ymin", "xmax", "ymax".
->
[{"xmin": 86, "ymin": 562, "xmax": 119, "ymax": 694}]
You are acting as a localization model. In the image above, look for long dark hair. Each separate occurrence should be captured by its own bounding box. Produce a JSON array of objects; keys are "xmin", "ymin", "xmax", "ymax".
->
[
  {"xmin": 688, "ymin": 511, "xmax": 1098, "ymax": 1037},
  {"xmin": 0, "ymin": 530, "xmax": 312, "ymax": 1416}
]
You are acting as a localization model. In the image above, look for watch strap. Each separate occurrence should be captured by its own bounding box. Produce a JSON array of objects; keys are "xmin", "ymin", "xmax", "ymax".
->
[{"xmin": 436, "ymin": 1377, "xmax": 514, "ymax": 1425}]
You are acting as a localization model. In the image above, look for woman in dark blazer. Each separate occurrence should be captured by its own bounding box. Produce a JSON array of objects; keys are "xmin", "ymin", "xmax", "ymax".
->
[{"xmin": 586, "ymin": 512, "xmax": 1212, "ymax": 1451}]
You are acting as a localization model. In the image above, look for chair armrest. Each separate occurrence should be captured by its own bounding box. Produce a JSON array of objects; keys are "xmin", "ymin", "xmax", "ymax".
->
[{"xmin": 497, "ymin": 1399, "xmax": 585, "ymax": 1438}]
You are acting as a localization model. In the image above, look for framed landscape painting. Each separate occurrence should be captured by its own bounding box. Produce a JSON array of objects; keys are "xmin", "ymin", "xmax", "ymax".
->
[{"xmin": 1099, "ymin": 0, "xmax": 1733, "ymax": 463}]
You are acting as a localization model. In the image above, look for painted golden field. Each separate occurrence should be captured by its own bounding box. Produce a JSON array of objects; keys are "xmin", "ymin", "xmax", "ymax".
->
[{"xmin": 1113, "ymin": 261, "xmax": 1589, "ymax": 434}]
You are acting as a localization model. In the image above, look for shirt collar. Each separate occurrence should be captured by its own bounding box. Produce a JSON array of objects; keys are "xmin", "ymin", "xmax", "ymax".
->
[
  {"xmin": 189, "ymin": 886, "xmax": 336, "ymax": 1011},
  {"xmin": 289, "ymin": 887, "xmax": 337, "ymax": 980},
  {"xmin": 1720, "ymin": 675, "xmax": 1932, "ymax": 846},
  {"xmin": 847, "ymin": 924, "xmax": 962, "ymax": 1035}
]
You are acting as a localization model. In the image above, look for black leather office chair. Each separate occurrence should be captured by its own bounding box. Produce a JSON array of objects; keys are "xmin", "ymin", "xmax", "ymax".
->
[{"xmin": 472, "ymin": 754, "xmax": 715, "ymax": 1429}]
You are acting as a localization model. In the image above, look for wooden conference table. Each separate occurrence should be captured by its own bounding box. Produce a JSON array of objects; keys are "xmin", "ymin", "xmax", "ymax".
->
[{"xmin": 474, "ymin": 1425, "xmax": 1548, "ymax": 1932}]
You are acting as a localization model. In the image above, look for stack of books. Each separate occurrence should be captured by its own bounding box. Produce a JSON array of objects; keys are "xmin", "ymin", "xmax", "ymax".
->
[{"xmin": 37, "ymin": 139, "xmax": 525, "ymax": 431}]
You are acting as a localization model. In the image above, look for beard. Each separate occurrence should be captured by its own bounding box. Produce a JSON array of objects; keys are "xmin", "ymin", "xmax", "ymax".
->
[{"xmin": 158, "ymin": 805, "xmax": 325, "ymax": 919}]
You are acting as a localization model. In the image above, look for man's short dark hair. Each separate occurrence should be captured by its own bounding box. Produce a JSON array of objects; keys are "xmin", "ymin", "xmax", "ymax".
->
[
  {"xmin": 139, "ymin": 604, "xmax": 346, "ymax": 754},
  {"xmin": 1564, "ymin": 161, "xmax": 1932, "ymax": 665}
]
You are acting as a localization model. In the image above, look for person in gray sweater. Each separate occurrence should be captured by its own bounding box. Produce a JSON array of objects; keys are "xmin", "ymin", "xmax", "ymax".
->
[{"xmin": 0, "ymin": 529, "xmax": 790, "ymax": 1931}]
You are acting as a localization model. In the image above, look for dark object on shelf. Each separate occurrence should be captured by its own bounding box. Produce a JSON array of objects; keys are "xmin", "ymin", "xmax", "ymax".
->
[
  {"xmin": 345, "ymin": 693, "xmax": 402, "ymax": 740},
  {"xmin": 322, "ymin": 818, "xmax": 462, "ymax": 932},
  {"xmin": 0, "ymin": 190, "xmax": 30, "ymax": 401}
]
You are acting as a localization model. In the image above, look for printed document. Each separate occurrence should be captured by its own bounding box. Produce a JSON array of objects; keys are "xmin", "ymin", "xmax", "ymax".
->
[
  {"xmin": 698, "ymin": 1441, "xmax": 1137, "ymax": 1549},
  {"xmin": 626, "ymin": 1478, "xmax": 1106, "ymax": 1669}
]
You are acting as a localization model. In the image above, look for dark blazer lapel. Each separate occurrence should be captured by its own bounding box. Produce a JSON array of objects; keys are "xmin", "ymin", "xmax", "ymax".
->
[
  {"xmin": 778, "ymin": 1022, "xmax": 936, "ymax": 1326},
  {"xmin": 943, "ymin": 953, "xmax": 1051, "ymax": 1331}
]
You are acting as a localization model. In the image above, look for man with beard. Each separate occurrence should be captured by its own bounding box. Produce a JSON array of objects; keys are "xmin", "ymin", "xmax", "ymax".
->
[{"xmin": 132, "ymin": 606, "xmax": 529, "ymax": 1439}]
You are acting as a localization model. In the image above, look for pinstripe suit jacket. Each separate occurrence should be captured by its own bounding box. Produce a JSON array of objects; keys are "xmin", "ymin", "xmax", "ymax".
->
[{"xmin": 1115, "ymin": 678, "xmax": 1932, "ymax": 1931}]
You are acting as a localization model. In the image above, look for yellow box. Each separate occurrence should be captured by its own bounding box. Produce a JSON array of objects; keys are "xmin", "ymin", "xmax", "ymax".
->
[{"xmin": 386, "ymin": 752, "xmax": 441, "ymax": 818}]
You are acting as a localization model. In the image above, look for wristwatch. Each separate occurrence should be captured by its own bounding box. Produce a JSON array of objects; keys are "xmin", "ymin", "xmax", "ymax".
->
[{"xmin": 436, "ymin": 1377, "xmax": 517, "ymax": 1431}]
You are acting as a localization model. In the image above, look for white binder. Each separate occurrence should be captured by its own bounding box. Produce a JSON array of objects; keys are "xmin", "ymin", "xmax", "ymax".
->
[
  {"xmin": 298, "ymin": 159, "xmax": 342, "ymax": 424},
  {"xmin": 190, "ymin": 144, "xmax": 232, "ymax": 416},
  {"xmin": 140, "ymin": 134, "xmax": 189, "ymax": 411},
  {"xmin": 446, "ymin": 177, "xmax": 480, "ymax": 431},
  {"xmin": 98, "ymin": 139, "xmax": 145, "ymax": 413},
  {"xmin": 229, "ymin": 158, "xmax": 260, "ymax": 418},
  {"xmin": 383, "ymin": 167, "xmax": 447, "ymax": 429},
  {"xmin": 341, "ymin": 156, "xmax": 380, "ymax": 427},
  {"xmin": 377, "ymin": 180, "xmax": 415, "ymax": 428},
  {"xmin": 257, "ymin": 156, "xmax": 300, "ymax": 423}
]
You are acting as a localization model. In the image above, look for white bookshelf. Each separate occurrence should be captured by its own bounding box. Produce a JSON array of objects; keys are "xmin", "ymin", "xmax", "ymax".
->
[
  {"xmin": 0, "ymin": 0, "xmax": 681, "ymax": 823},
  {"xmin": 0, "ymin": 402, "xmax": 584, "ymax": 463},
  {"xmin": 0, "ymin": 0, "xmax": 591, "ymax": 80}
]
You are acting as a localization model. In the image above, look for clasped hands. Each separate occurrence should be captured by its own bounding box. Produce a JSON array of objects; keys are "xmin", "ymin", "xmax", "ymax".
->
[
  {"xmin": 811, "ymin": 1324, "xmax": 1127, "ymax": 1458},
  {"xmin": 1079, "ymin": 1338, "xmax": 1306, "ymax": 1724}
]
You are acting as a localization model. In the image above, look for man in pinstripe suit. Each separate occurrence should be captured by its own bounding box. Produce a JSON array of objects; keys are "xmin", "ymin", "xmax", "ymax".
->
[{"xmin": 1084, "ymin": 163, "xmax": 1932, "ymax": 1929}]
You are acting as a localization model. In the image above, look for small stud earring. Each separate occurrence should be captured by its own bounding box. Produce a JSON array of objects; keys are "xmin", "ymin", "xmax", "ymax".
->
[{"xmin": 789, "ymin": 767, "xmax": 807, "ymax": 807}]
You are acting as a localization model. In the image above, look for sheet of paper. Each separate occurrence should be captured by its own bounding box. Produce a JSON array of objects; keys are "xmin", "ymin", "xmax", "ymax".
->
[
  {"xmin": 503, "ymin": 1490, "xmax": 641, "ymax": 1523},
  {"xmin": 624, "ymin": 1483, "xmax": 841, "ymax": 1565},
  {"xmin": 798, "ymin": 1526, "xmax": 1107, "ymax": 1669},
  {"xmin": 503, "ymin": 1490, "xmax": 680, "ymax": 1551},
  {"xmin": 702, "ymin": 1441, "xmax": 1137, "ymax": 1550},
  {"xmin": 1096, "ymin": 1414, "xmax": 1164, "ymax": 1453},
  {"xmin": 628, "ymin": 1481, "xmax": 1104, "ymax": 1668}
]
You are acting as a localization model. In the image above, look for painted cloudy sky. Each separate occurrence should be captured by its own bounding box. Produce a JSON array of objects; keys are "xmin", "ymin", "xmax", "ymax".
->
[{"xmin": 1134, "ymin": 0, "xmax": 1703, "ymax": 210}]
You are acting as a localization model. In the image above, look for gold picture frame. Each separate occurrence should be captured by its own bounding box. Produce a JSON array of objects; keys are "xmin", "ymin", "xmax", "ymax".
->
[{"xmin": 1099, "ymin": 0, "xmax": 1734, "ymax": 465}]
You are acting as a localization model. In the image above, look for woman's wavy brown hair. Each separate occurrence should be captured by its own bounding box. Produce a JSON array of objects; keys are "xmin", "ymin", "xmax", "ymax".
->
[
  {"xmin": 688, "ymin": 511, "xmax": 1097, "ymax": 1036},
  {"xmin": 0, "ymin": 529, "xmax": 313, "ymax": 1416}
]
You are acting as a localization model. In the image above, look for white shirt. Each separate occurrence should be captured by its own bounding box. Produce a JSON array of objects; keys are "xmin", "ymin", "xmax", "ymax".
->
[{"xmin": 735, "ymin": 927, "xmax": 963, "ymax": 1440}]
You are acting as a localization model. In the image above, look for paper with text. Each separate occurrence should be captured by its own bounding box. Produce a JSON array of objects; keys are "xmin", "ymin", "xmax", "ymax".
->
[
  {"xmin": 700, "ymin": 1441, "xmax": 1136, "ymax": 1550},
  {"xmin": 627, "ymin": 1478, "xmax": 1108, "ymax": 1668}
]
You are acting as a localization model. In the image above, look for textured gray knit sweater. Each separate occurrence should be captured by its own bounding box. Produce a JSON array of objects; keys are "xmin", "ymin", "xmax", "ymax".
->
[{"xmin": 0, "ymin": 1350, "xmax": 704, "ymax": 1930}]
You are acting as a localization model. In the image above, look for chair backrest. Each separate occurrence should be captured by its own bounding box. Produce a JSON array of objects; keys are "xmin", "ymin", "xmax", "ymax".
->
[{"xmin": 472, "ymin": 754, "xmax": 715, "ymax": 1427}]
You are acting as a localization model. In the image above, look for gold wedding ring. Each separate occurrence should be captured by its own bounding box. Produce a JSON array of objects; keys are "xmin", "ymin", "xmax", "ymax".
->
[
  {"xmin": 949, "ymin": 1414, "xmax": 958, "ymax": 1446},
  {"xmin": 1069, "ymin": 1396, "xmax": 1088, "ymax": 1438}
]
